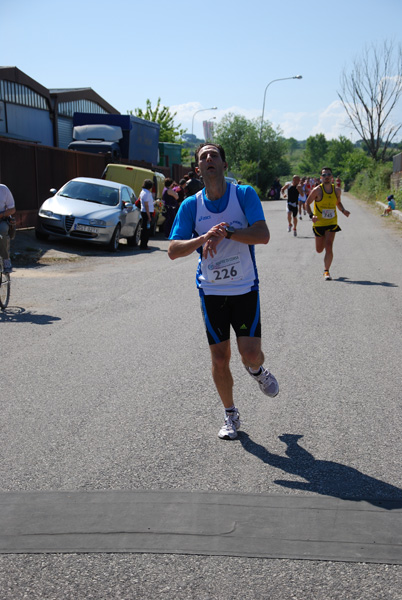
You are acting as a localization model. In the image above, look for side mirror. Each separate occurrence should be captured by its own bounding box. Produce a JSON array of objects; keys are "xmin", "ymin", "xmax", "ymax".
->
[{"xmin": 50, "ymin": 188, "xmax": 57, "ymax": 196}]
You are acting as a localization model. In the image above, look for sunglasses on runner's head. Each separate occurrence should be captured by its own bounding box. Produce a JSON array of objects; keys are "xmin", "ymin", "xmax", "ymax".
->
[{"xmin": 322, "ymin": 173, "xmax": 331, "ymax": 177}]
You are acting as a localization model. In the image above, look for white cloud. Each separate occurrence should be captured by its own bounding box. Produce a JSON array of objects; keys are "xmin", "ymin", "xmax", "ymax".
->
[
  {"xmin": 310, "ymin": 100, "xmax": 352, "ymax": 140},
  {"xmin": 170, "ymin": 102, "xmax": 261, "ymax": 135},
  {"xmin": 170, "ymin": 99, "xmax": 361, "ymax": 141},
  {"xmin": 276, "ymin": 111, "xmax": 313, "ymax": 139}
]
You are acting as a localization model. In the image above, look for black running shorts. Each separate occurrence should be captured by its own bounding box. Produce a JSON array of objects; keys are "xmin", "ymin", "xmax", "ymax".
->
[
  {"xmin": 200, "ymin": 290, "xmax": 261, "ymax": 345},
  {"xmin": 287, "ymin": 204, "xmax": 298, "ymax": 217},
  {"xmin": 313, "ymin": 224, "xmax": 341, "ymax": 237}
]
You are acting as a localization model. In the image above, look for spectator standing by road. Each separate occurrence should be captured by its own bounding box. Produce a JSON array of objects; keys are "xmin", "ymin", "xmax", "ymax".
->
[
  {"xmin": 281, "ymin": 176, "xmax": 303, "ymax": 236},
  {"xmin": 184, "ymin": 171, "xmax": 204, "ymax": 198},
  {"xmin": 174, "ymin": 179, "xmax": 186, "ymax": 205},
  {"xmin": 163, "ymin": 178, "xmax": 179, "ymax": 238},
  {"xmin": 0, "ymin": 183, "xmax": 16, "ymax": 273},
  {"xmin": 306, "ymin": 167, "xmax": 350, "ymax": 280},
  {"xmin": 273, "ymin": 178, "xmax": 282, "ymax": 200},
  {"xmin": 168, "ymin": 143, "xmax": 279, "ymax": 441},
  {"xmin": 139, "ymin": 179, "xmax": 154, "ymax": 250}
]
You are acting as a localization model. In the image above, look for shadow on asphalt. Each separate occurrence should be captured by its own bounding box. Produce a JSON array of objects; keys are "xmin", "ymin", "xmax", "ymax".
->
[
  {"xmin": 335, "ymin": 277, "xmax": 398, "ymax": 287},
  {"xmin": 238, "ymin": 433, "xmax": 402, "ymax": 510},
  {"xmin": 11, "ymin": 229, "xmax": 166, "ymax": 269},
  {"xmin": 0, "ymin": 306, "xmax": 61, "ymax": 325}
]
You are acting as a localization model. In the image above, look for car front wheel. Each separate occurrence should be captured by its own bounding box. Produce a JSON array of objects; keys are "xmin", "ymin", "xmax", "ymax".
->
[
  {"xmin": 108, "ymin": 224, "xmax": 121, "ymax": 252},
  {"xmin": 127, "ymin": 221, "xmax": 142, "ymax": 247}
]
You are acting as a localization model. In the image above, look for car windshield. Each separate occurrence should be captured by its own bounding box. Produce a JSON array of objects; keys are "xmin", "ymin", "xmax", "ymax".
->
[{"xmin": 59, "ymin": 182, "xmax": 120, "ymax": 206}]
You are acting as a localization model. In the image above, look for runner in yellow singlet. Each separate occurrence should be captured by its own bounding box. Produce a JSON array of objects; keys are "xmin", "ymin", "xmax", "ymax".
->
[{"xmin": 306, "ymin": 167, "xmax": 350, "ymax": 280}]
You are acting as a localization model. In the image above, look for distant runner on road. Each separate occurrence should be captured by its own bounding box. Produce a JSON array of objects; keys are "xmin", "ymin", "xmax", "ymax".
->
[
  {"xmin": 306, "ymin": 167, "xmax": 350, "ymax": 280},
  {"xmin": 281, "ymin": 176, "xmax": 303, "ymax": 237}
]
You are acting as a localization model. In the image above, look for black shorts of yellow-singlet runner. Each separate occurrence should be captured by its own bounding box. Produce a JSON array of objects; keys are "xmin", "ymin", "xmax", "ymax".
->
[
  {"xmin": 200, "ymin": 290, "xmax": 261, "ymax": 345},
  {"xmin": 313, "ymin": 224, "xmax": 341, "ymax": 237}
]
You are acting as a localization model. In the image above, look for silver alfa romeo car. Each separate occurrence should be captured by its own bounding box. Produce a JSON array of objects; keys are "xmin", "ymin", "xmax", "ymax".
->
[{"xmin": 35, "ymin": 177, "xmax": 142, "ymax": 251}]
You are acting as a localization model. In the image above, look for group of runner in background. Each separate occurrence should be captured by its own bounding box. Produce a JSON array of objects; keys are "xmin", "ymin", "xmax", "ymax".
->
[
  {"xmin": 281, "ymin": 174, "xmax": 342, "ymax": 222},
  {"xmin": 280, "ymin": 169, "xmax": 349, "ymax": 280}
]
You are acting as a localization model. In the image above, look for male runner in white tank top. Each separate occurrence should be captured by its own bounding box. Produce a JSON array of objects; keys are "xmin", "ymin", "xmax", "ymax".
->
[{"xmin": 168, "ymin": 143, "xmax": 279, "ymax": 440}]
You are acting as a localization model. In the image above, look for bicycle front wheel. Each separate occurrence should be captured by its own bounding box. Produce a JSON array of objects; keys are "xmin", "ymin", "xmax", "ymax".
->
[{"xmin": 0, "ymin": 272, "xmax": 10, "ymax": 309}]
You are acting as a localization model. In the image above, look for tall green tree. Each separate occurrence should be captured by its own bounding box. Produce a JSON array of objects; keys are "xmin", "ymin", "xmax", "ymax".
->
[
  {"xmin": 286, "ymin": 137, "xmax": 299, "ymax": 156},
  {"xmin": 339, "ymin": 149, "xmax": 371, "ymax": 189},
  {"xmin": 215, "ymin": 113, "xmax": 289, "ymax": 194},
  {"xmin": 214, "ymin": 114, "xmax": 254, "ymax": 170},
  {"xmin": 298, "ymin": 133, "xmax": 329, "ymax": 174},
  {"xmin": 130, "ymin": 98, "xmax": 186, "ymax": 143},
  {"xmin": 326, "ymin": 136, "xmax": 355, "ymax": 173}
]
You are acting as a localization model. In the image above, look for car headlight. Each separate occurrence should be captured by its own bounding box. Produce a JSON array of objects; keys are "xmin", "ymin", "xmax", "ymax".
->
[
  {"xmin": 89, "ymin": 219, "xmax": 106, "ymax": 227},
  {"xmin": 39, "ymin": 208, "xmax": 60, "ymax": 219}
]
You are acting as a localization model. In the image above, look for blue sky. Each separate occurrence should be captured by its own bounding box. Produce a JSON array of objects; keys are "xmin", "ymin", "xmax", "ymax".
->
[{"xmin": 2, "ymin": 0, "xmax": 402, "ymax": 141}]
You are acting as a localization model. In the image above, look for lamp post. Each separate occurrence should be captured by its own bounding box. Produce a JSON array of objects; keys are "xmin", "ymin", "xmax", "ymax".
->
[
  {"xmin": 191, "ymin": 106, "xmax": 218, "ymax": 136},
  {"xmin": 256, "ymin": 75, "xmax": 302, "ymax": 187}
]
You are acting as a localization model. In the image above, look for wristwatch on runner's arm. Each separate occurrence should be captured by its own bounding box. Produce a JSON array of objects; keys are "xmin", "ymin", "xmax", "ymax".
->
[{"xmin": 225, "ymin": 225, "xmax": 235, "ymax": 238}]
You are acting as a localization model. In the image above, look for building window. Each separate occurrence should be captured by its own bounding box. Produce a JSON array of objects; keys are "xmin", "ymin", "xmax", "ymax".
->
[
  {"xmin": 0, "ymin": 80, "xmax": 48, "ymax": 110},
  {"xmin": 57, "ymin": 99, "xmax": 108, "ymax": 117}
]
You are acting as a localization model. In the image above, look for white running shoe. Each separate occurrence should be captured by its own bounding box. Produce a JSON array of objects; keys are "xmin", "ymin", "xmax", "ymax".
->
[
  {"xmin": 287, "ymin": 225, "xmax": 291, "ymax": 232},
  {"xmin": 218, "ymin": 409, "xmax": 241, "ymax": 440},
  {"xmin": 246, "ymin": 366, "xmax": 279, "ymax": 397},
  {"xmin": 293, "ymin": 229, "xmax": 297, "ymax": 237}
]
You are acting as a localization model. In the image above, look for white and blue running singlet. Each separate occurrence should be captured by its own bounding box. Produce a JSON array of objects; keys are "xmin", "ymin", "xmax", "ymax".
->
[{"xmin": 194, "ymin": 185, "xmax": 259, "ymax": 296}]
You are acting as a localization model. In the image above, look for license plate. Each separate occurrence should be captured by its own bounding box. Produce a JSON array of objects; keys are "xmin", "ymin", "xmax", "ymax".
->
[{"xmin": 75, "ymin": 224, "xmax": 98, "ymax": 233}]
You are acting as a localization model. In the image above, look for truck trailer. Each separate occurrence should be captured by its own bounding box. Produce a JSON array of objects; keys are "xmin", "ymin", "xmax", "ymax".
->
[{"xmin": 68, "ymin": 113, "xmax": 160, "ymax": 165}]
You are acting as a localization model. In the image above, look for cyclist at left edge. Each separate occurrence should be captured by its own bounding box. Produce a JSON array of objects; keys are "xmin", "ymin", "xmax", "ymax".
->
[{"xmin": 0, "ymin": 184, "xmax": 16, "ymax": 273}]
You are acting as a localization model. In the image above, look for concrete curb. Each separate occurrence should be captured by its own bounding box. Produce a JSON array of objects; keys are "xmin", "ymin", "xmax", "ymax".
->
[{"xmin": 376, "ymin": 201, "xmax": 402, "ymax": 222}]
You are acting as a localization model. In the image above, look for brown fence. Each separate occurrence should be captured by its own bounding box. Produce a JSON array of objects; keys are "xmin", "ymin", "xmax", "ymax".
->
[
  {"xmin": 0, "ymin": 138, "xmax": 176, "ymax": 228},
  {"xmin": 172, "ymin": 164, "xmax": 192, "ymax": 182}
]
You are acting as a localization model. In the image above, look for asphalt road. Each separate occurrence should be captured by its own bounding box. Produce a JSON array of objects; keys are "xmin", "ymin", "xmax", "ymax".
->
[{"xmin": 1, "ymin": 194, "xmax": 401, "ymax": 599}]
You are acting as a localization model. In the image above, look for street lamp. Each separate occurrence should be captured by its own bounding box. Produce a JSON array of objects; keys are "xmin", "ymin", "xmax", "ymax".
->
[
  {"xmin": 256, "ymin": 75, "xmax": 302, "ymax": 186},
  {"xmin": 191, "ymin": 106, "xmax": 218, "ymax": 135}
]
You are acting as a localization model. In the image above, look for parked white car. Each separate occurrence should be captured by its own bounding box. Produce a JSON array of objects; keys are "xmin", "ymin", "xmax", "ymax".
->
[{"xmin": 35, "ymin": 177, "xmax": 142, "ymax": 251}]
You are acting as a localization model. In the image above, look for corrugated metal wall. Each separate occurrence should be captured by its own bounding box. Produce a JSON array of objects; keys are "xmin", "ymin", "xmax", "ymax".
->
[
  {"xmin": 6, "ymin": 104, "xmax": 53, "ymax": 145},
  {"xmin": 57, "ymin": 117, "xmax": 73, "ymax": 149}
]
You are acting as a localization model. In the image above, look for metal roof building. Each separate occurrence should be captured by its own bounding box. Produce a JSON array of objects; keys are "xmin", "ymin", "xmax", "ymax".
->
[{"xmin": 0, "ymin": 67, "xmax": 119, "ymax": 148}]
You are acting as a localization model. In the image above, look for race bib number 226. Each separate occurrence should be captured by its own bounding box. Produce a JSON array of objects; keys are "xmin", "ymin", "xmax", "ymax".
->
[{"xmin": 206, "ymin": 254, "xmax": 244, "ymax": 283}]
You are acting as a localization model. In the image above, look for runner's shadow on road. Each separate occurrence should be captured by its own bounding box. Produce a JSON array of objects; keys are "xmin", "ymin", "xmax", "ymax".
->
[
  {"xmin": 238, "ymin": 433, "xmax": 402, "ymax": 510},
  {"xmin": 0, "ymin": 306, "xmax": 61, "ymax": 325},
  {"xmin": 335, "ymin": 277, "xmax": 398, "ymax": 287}
]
